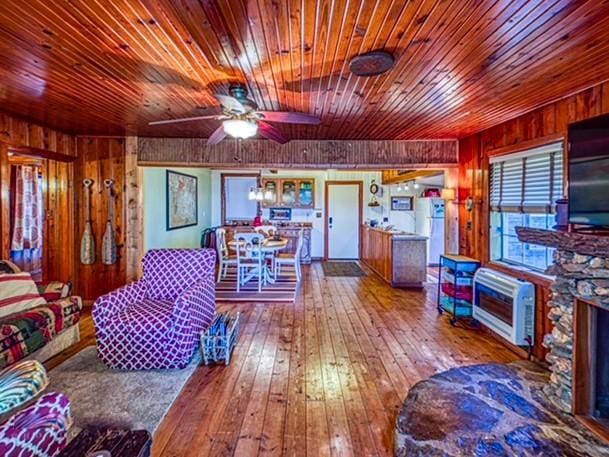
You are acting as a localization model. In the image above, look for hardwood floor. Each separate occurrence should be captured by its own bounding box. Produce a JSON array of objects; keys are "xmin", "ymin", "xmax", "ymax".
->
[{"xmin": 46, "ymin": 262, "xmax": 518, "ymax": 456}]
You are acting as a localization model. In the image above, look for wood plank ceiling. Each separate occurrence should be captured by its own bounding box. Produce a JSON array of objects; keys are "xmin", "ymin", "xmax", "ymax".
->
[{"xmin": 1, "ymin": 0, "xmax": 609, "ymax": 140}]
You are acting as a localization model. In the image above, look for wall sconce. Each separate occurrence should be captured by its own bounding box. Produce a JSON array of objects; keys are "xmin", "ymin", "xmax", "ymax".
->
[{"xmin": 441, "ymin": 187, "xmax": 456, "ymax": 201}]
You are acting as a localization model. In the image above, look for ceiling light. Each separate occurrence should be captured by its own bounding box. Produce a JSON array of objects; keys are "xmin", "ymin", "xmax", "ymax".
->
[
  {"xmin": 255, "ymin": 189, "xmax": 264, "ymax": 201},
  {"xmin": 264, "ymin": 189, "xmax": 274, "ymax": 201},
  {"xmin": 397, "ymin": 184, "xmax": 402, "ymax": 191},
  {"xmin": 248, "ymin": 187, "xmax": 257, "ymax": 200},
  {"xmin": 404, "ymin": 183, "xmax": 410, "ymax": 191},
  {"xmin": 223, "ymin": 119, "xmax": 258, "ymax": 139},
  {"xmin": 413, "ymin": 181, "xmax": 420, "ymax": 189}
]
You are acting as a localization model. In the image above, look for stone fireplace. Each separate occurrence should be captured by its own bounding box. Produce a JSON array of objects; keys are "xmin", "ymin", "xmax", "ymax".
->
[
  {"xmin": 517, "ymin": 227, "xmax": 609, "ymax": 438},
  {"xmin": 573, "ymin": 297, "xmax": 609, "ymax": 435}
]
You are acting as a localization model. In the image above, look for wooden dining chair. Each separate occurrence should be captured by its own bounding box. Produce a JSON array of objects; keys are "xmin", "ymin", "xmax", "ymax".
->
[
  {"xmin": 274, "ymin": 229, "xmax": 303, "ymax": 281},
  {"xmin": 215, "ymin": 228, "xmax": 237, "ymax": 282},
  {"xmin": 254, "ymin": 225, "xmax": 279, "ymax": 265},
  {"xmin": 253, "ymin": 225, "xmax": 278, "ymax": 237},
  {"xmin": 235, "ymin": 232, "xmax": 264, "ymax": 293}
]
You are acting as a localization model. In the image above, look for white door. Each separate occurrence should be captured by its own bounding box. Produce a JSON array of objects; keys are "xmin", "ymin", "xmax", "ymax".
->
[{"xmin": 327, "ymin": 183, "xmax": 360, "ymax": 259}]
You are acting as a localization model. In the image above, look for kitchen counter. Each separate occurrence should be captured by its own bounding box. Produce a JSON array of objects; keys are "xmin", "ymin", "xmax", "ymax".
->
[{"xmin": 361, "ymin": 225, "xmax": 428, "ymax": 288}]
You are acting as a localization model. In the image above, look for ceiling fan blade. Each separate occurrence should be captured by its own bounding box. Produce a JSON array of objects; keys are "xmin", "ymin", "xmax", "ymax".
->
[
  {"xmin": 148, "ymin": 115, "xmax": 222, "ymax": 126},
  {"xmin": 214, "ymin": 94, "xmax": 246, "ymax": 113},
  {"xmin": 258, "ymin": 121, "xmax": 288, "ymax": 144},
  {"xmin": 257, "ymin": 111, "xmax": 321, "ymax": 125},
  {"xmin": 207, "ymin": 125, "xmax": 228, "ymax": 146}
]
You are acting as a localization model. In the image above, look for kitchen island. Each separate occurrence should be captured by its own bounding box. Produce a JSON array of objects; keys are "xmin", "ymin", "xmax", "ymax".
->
[{"xmin": 361, "ymin": 225, "xmax": 428, "ymax": 288}]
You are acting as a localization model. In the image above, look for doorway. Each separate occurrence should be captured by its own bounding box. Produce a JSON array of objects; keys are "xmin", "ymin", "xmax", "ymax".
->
[
  {"xmin": 7, "ymin": 155, "xmax": 44, "ymax": 279},
  {"xmin": 325, "ymin": 181, "xmax": 362, "ymax": 259}
]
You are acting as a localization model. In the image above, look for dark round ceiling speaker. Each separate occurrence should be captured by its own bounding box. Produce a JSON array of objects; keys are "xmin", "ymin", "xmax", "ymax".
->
[{"xmin": 349, "ymin": 51, "xmax": 395, "ymax": 77}]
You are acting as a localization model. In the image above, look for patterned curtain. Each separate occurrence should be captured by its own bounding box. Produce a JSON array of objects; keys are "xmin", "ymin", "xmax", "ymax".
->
[{"xmin": 11, "ymin": 165, "xmax": 43, "ymax": 251}]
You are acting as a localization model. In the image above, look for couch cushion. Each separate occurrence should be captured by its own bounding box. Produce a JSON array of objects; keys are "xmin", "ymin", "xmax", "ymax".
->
[
  {"xmin": 0, "ymin": 273, "xmax": 46, "ymax": 319},
  {"xmin": 36, "ymin": 281, "xmax": 72, "ymax": 301},
  {"xmin": 0, "ymin": 298, "xmax": 82, "ymax": 369}
]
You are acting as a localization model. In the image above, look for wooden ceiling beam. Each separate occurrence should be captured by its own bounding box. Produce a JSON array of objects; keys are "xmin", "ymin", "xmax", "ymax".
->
[
  {"xmin": 381, "ymin": 169, "xmax": 443, "ymax": 185},
  {"xmin": 137, "ymin": 138, "xmax": 457, "ymax": 169}
]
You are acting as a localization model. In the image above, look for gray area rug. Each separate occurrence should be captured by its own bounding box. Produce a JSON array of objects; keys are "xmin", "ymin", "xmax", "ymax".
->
[
  {"xmin": 322, "ymin": 261, "xmax": 366, "ymax": 277},
  {"xmin": 48, "ymin": 346, "xmax": 199, "ymax": 435}
]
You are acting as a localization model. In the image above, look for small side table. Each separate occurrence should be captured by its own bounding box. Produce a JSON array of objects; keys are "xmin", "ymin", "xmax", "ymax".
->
[
  {"xmin": 59, "ymin": 427, "xmax": 151, "ymax": 457},
  {"xmin": 437, "ymin": 254, "xmax": 480, "ymax": 326}
]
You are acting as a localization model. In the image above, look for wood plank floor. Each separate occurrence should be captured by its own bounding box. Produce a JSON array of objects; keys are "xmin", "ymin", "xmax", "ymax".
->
[{"xmin": 46, "ymin": 262, "xmax": 519, "ymax": 457}]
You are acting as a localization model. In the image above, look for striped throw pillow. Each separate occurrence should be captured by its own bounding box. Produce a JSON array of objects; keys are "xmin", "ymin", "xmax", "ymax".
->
[{"xmin": 0, "ymin": 273, "xmax": 47, "ymax": 318}]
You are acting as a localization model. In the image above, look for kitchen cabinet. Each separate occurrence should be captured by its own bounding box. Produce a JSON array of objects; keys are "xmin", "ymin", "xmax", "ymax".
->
[
  {"xmin": 263, "ymin": 179, "xmax": 279, "ymax": 206},
  {"xmin": 261, "ymin": 178, "xmax": 315, "ymax": 208}
]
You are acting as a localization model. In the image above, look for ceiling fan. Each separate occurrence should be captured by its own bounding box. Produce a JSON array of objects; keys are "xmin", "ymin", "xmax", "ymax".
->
[{"xmin": 149, "ymin": 84, "xmax": 321, "ymax": 145}]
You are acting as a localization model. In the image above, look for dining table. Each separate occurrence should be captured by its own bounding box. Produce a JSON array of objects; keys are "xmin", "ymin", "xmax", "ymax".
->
[{"xmin": 228, "ymin": 236, "xmax": 289, "ymax": 286}]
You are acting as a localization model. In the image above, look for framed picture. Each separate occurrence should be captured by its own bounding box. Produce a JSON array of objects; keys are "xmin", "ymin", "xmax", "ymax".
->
[
  {"xmin": 166, "ymin": 170, "xmax": 198, "ymax": 230},
  {"xmin": 391, "ymin": 196, "xmax": 414, "ymax": 211}
]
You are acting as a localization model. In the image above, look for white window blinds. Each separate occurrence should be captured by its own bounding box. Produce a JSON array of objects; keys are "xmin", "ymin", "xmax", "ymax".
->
[{"xmin": 489, "ymin": 142, "xmax": 563, "ymax": 213}]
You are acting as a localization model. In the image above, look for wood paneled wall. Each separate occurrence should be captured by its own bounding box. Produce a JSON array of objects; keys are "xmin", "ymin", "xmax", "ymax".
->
[
  {"xmin": 458, "ymin": 81, "xmax": 609, "ymax": 360},
  {"xmin": 0, "ymin": 114, "xmax": 77, "ymax": 284},
  {"xmin": 0, "ymin": 112, "xmax": 133, "ymax": 300},
  {"xmin": 138, "ymin": 138, "xmax": 458, "ymax": 168},
  {"xmin": 74, "ymin": 137, "xmax": 127, "ymax": 300}
]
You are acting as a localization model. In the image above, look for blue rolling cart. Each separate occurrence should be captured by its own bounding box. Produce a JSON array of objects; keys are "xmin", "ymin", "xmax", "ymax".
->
[{"xmin": 437, "ymin": 254, "xmax": 480, "ymax": 326}]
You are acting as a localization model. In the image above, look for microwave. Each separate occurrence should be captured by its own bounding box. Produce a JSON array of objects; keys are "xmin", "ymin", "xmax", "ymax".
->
[{"xmin": 270, "ymin": 208, "xmax": 292, "ymax": 221}]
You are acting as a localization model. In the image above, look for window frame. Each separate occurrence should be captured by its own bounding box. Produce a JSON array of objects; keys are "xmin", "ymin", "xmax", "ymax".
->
[
  {"xmin": 488, "ymin": 140, "xmax": 564, "ymax": 272},
  {"xmin": 221, "ymin": 173, "xmax": 260, "ymax": 224}
]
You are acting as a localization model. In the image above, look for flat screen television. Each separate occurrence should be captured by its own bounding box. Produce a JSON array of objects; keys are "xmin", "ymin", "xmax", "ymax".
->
[{"xmin": 568, "ymin": 113, "xmax": 609, "ymax": 227}]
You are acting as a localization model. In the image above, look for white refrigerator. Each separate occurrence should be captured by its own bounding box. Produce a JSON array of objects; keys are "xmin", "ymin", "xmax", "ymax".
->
[{"xmin": 415, "ymin": 197, "xmax": 445, "ymax": 266}]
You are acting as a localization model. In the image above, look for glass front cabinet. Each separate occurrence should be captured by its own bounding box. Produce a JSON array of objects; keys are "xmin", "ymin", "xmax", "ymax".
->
[
  {"xmin": 298, "ymin": 179, "xmax": 314, "ymax": 208},
  {"xmin": 262, "ymin": 179, "xmax": 279, "ymax": 206},
  {"xmin": 262, "ymin": 178, "xmax": 315, "ymax": 208}
]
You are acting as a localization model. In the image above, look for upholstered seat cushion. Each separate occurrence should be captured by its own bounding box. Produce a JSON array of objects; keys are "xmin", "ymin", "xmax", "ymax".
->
[
  {"xmin": 112, "ymin": 299, "xmax": 174, "ymax": 339},
  {"xmin": 0, "ymin": 297, "xmax": 82, "ymax": 369}
]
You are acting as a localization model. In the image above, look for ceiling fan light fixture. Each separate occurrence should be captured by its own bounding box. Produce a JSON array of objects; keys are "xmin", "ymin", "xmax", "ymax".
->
[{"xmin": 223, "ymin": 119, "xmax": 258, "ymax": 139}]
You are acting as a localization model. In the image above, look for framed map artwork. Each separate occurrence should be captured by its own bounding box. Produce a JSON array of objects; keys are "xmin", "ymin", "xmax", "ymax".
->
[{"xmin": 166, "ymin": 170, "xmax": 198, "ymax": 230}]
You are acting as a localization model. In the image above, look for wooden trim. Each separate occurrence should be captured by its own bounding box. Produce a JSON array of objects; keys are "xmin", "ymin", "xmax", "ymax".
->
[
  {"xmin": 0, "ymin": 143, "xmax": 10, "ymax": 259},
  {"xmin": 381, "ymin": 169, "xmax": 444, "ymax": 185},
  {"xmin": 138, "ymin": 138, "xmax": 458, "ymax": 168},
  {"xmin": 486, "ymin": 133, "xmax": 565, "ymax": 158},
  {"xmin": 8, "ymin": 145, "xmax": 76, "ymax": 163},
  {"xmin": 221, "ymin": 172, "xmax": 259, "ymax": 225},
  {"xmin": 324, "ymin": 180, "xmax": 363, "ymax": 260},
  {"xmin": 138, "ymin": 160, "xmax": 459, "ymax": 170},
  {"xmin": 486, "ymin": 261, "xmax": 554, "ymax": 289}
]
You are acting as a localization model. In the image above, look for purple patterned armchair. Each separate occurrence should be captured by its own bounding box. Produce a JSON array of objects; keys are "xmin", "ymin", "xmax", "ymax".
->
[{"xmin": 93, "ymin": 249, "xmax": 216, "ymax": 370}]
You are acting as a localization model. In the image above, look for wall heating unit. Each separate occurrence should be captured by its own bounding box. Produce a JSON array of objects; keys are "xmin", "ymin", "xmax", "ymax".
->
[{"xmin": 473, "ymin": 268, "xmax": 535, "ymax": 347}]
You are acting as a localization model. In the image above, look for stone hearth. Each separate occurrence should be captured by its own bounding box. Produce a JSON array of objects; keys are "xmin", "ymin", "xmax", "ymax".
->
[
  {"xmin": 516, "ymin": 227, "xmax": 609, "ymax": 414},
  {"xmin": 395, "ymin": 362, "xmax": 609, "ymax": 456}
]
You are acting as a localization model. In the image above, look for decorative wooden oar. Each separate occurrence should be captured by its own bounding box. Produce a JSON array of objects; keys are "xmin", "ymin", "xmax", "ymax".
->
[
  {"xmin": 80, "ymin": 178, "xmax": 95, "ymax": 265},
  {"xmin": 102, "ymin": 179, "xmax": 118, "ymax": 265}
]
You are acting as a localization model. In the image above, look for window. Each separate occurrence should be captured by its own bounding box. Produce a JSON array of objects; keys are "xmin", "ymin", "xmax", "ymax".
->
[
  {"xmin": 489, "ymin": 142, "xmax": 563, "ymax": 271},
  {"xmin": 222, "ymin": 174, "xmax": 258, "ymax": 223}
]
